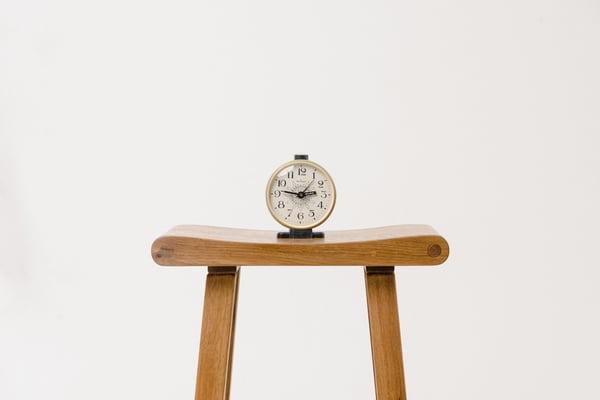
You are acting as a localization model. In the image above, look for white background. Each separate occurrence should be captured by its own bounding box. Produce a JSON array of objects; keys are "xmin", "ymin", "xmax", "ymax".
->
[{"xmin": 1, "ymin": 1, "xmax": 599, "ymax": 399}]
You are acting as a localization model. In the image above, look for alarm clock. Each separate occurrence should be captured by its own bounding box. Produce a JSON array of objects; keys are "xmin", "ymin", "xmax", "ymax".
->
[{"xmin": 266, "ymin": 154, "xmax": 336, "ymax": 237}]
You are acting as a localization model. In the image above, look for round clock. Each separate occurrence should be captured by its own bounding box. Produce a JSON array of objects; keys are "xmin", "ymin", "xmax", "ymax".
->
[{"xmin": 266, "ymin": 156, "xmax": 336, "ymax": 230}]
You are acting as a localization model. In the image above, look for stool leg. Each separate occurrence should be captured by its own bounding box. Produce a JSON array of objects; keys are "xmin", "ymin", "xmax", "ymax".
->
[
  {"xmin": 195, "ymin": 267, "xmax": 240, "ymax": 400},
  {"xmin": 364, "ymin": 266, "xmax": 407, "ymax": 400}
]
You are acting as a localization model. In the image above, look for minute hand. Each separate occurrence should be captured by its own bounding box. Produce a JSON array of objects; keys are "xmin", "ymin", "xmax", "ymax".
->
[{"xmin": 301, "ymin": 179, "xmax": 315, "ymax": 193}]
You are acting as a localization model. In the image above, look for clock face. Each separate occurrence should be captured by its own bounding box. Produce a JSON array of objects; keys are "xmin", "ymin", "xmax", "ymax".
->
[{"xmin": 266, "ymin": 160, "xmax": 336, "ymax": 229}]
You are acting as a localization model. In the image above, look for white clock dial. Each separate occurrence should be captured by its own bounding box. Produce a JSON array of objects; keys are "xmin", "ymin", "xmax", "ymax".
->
[{"xmin": 266, "ymin": 160, "xmax": 336, "ymax": 229}]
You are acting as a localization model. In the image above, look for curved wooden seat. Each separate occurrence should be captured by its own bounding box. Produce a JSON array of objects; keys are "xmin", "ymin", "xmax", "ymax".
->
[{"xmin": 152, "ymin": 224, "xmax": 449, "ymax": 267}]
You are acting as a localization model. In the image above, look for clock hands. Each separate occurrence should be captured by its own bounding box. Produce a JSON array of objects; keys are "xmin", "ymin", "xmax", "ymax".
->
[
  {"xmin": 301, "ymin": 179, "xmax": 315, "ymax": 193},
  {"xmin": 281, "ymin": 188, "xmax": 317, "ymax": 198},
  {"xmin": 293, "ymin": 179, "xmax": 316, "ymax": 198}
]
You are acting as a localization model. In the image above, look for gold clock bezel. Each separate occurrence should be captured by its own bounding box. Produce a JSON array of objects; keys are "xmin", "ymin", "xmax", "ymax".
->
[{"xmin": 266, "ymin": 159, "xmax": 336, "ymax": 230}]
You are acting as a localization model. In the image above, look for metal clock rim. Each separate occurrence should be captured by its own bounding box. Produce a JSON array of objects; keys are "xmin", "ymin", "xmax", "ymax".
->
[{"xmin": 265, "ymin": 159, "xmax": 337, "ymax": 230}]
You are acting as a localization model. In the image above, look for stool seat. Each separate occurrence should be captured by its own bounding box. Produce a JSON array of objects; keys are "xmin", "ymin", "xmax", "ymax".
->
[{"xmin": 152, "ymin": 224, "xmax": 449, "ymax": 266}]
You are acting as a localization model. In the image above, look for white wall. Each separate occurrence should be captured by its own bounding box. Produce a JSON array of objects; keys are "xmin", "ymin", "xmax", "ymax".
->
[{"xmin": 1, "ymin": 1, "xmax": 599, "ymax": 399}]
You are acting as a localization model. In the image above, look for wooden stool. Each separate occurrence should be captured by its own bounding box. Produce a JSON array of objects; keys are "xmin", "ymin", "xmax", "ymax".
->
[{"xmin": 151, "ymin": 225, "xmax": 449, "ymax": 400}]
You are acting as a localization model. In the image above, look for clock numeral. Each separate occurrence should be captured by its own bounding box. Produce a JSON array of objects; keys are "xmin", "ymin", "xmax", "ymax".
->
[
  {"xmin": 277, "ymin": 179, "xmax": 287, "ymax": 187},
  {"xmin": 321, "ymin": 191, "xmax": 327, "ymax": 198},
  {"xmin": 298, "ymin": 167, "xmax": 307, "ymax": 176},
  {"xmin": 297, "ymin": 212, "xmax": 304, "ymax": 220},
  {"xmin": 312, "ymin": 170, "xmax": 316, "ymax": 179},
  {"xmin": 287, "ymin": 171, "xmax": 294, "ymax": 179},
  {"xmin": 273, "ymin": 190, "xmax": 281, "ymax": 197},
  {"xmin": 317, "ymin": 201, "xmax": 324, "ymax": 209},
  {"xmin": 276, "ymin": 201, "xmax": 286, "ymax": 208},
  {"xmin": 308, "ymin": 210, "xmax": 315, "ymax": 218},
  {"xmin": 318, "ymin": 180, "xmax": 324, "ymax": 188},
  {"xmin": 287, "ymin": 209, "xmax": 293, "ymax": 217}
]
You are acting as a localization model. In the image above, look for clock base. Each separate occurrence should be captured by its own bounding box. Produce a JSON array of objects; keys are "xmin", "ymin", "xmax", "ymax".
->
[{"xmin": 277, "ymin": 229, "xmax": 324, "ymax": 239}]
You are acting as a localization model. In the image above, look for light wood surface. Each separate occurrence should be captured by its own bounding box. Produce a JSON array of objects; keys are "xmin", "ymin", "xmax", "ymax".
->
[
  {"xmin": 195, "ymin": 267, "xmax": 240, "ymax": 400},
  {"xmin": 152, "ymin": 225, "xmax": 449, "ymax": 267},
  {"xmin": 365, "ymin": 267, "xmax": 407, "ymax": 400}
]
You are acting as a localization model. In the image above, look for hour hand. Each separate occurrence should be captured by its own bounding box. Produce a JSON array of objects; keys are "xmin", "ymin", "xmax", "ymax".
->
[{"xmin": 281, "ymin": 190, "xmax": 299, "ymax": 195}]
